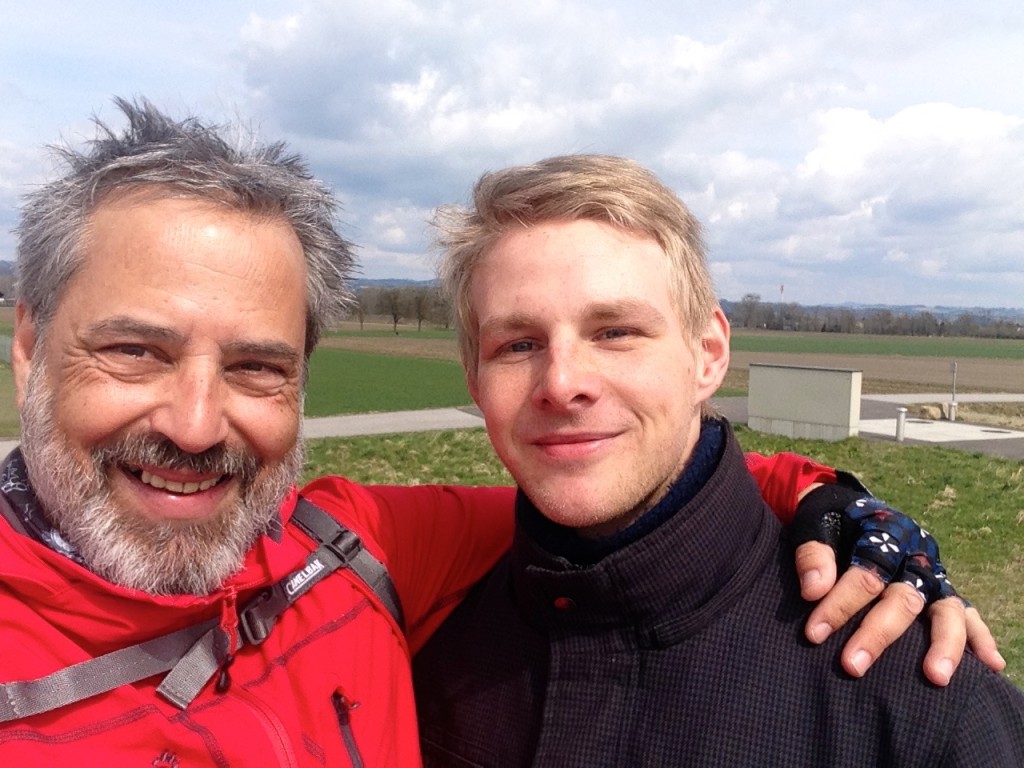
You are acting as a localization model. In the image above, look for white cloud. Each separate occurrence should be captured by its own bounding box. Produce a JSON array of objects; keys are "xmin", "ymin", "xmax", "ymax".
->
[{"xmin": 1, "ymin": 0, "xmax": 1022, "ymax": 307}]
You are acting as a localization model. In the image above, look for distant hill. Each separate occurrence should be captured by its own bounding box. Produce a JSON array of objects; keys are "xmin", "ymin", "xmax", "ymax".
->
[
  {"xmin": 350, "ymin": 277, "xmax": 437, "ymax": 290},
  {"xmin": 2, "ymin": 262, "xmax": 1019, "ymax": 322},
  {"xmin": 720, "ymin": 298, "xmax": 1024, "ymax": 324}
]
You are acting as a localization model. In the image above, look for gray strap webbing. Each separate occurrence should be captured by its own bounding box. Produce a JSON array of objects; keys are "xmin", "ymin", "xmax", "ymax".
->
[
  {"xmin": 0, "ymin": 498, "xmax": 404, "ymax": 720},
  {"xmin": 0, "ymin": 618, "xmax": 217, "ymax": 722},
  {"xmin": 290, "ymin": 498, "xmax": 405, "ymax": 631},
  {"xmin": 155, "ymin": 623, "xmax": 231, "ymax": 709}
]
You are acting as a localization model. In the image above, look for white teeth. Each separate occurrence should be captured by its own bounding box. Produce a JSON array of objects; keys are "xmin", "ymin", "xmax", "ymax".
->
[{"xmin": 139, "ymin": 470, "xmax": 221, "ymax": 494}]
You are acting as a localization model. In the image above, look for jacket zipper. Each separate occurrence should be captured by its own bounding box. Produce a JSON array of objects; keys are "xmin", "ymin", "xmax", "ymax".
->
[
  {"xmin": 332, "ymin": 687, "xmax": 365, "ymax": 768},
  {"xmin": 216, "ymin": 588, "xmax": 239, "ymax": 692}
]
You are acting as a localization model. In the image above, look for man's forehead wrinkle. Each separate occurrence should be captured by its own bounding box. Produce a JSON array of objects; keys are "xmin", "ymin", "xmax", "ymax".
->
[
  {"xmin": 84, "ymin": 316, "xmax": 302, "ymax": 360},
  {"xmin": 86, "ymin": 316, "xmax": 185, "ymax": 344}
]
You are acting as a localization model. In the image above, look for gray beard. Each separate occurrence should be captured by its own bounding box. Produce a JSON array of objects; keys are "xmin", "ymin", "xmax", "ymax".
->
[{"xmin": 19, "ymin": 361, "xmax": 304, "ymax": 596}]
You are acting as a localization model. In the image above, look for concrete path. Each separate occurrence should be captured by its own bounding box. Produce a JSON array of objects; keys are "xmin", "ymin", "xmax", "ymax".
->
[
  {"xmin": 1, "ymin": 395, "xmax": 1022, "ymax": 461},
  {"xmin": 856, "ymin": 393, "xmax": 1024, "ymax": 459},
  {"xmin": 301, "ymin": 406, "xmax": 485, "ymax": 438},
  {"xmin": 0, "ymin": 407, "xmax": 488, "ymax": 461}
]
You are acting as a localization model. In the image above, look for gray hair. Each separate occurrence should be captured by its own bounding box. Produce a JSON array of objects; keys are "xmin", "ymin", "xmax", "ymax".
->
[{"xmin": 16, "ymin": 96, "xmax": 355, "ymax": 356}]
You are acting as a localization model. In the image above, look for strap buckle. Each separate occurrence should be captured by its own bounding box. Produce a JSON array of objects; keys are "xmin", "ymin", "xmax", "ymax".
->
[
  {"xmin": 238, "ymin": 587, "xmax": 286, "ymax": 646},
  {"xmin": 326, "ymin": 528, "xmax": 363, "ymax": 565}
]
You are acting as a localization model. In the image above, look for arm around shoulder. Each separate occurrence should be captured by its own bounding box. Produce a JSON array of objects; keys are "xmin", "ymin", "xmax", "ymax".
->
[{"xmin": 357, "ymin": 483, "xmax": 517, "ymax": 652}]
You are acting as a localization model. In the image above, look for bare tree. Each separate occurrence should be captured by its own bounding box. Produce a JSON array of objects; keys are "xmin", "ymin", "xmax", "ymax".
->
[
  {"xmin": 381, "ymin": 288, "xmax": 403, "ymax": 334},
  {"xmin": 739, "ymin": 293, "xmax": 761, "ymax": 328},
  {"xmin": 353, "ymin": 290, "xmax": 368, "ymax": 330},
  {"xmin": 406, "ymin": 286, "xmax": 432, "ymax": 331},
  {"xmin": 430, "ymin": 285, "xmax": 452, "ymax": 329}
]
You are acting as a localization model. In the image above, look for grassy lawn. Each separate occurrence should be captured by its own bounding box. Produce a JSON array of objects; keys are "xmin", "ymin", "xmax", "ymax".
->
[
  {"xmin": 305, "ymin": 427, "xmax": 1024, "ymax": 688},
  {"xmin": 0, "ymin": 365, "xmax": 20, "ymax": 436},
  {"xmin": 305, "ymin": 348, "xmax": 471, "ymax": 416},
  {"xmin": 730, "ymin": 328, "xmax": 1024, "ymax": 359}
]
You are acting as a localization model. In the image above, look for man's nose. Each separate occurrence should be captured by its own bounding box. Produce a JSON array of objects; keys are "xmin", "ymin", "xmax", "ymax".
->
[
  {"xmin": 150, "ymin": 363, "xmax": 230, "ymax": 453},
  {"xmin": 533, "ymin": 340, "xmax": 600, "ymax": 410}
]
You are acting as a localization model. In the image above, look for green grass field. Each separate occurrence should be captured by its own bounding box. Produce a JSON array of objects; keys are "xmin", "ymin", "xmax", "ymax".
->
[
  {"xmin": 305, "ymin": 348, "xmax": 471, "ymax": 415},
  {"xmin": 730, "ymin": 328, "xmax": 1024, "ymax": 359},
  {"xmin": 328, "ymin": 327, "xmax": 458, "ymax": 341},
  {"xmin": 0, "ymin": 365, "xmax": 20, "ymax": 435}
]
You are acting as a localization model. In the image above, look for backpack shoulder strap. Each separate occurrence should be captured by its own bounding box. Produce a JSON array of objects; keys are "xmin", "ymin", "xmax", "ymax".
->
[
  {"xmin": 0, "ymin": 495, "xmax": 404, "ymax": 720},
  {"xmin": 158, "ymin": 497, "xmax": 404, "ymax": 707},
  {"xmin": 289, "ymin": 497, "xmax": 404, "ymax": 629},
  {"xmin": 0, "ymin": 619, "xmax": 219, "ymax": 722}
]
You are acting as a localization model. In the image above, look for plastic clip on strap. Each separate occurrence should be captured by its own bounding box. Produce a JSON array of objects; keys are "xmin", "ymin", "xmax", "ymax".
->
[
  {"xmin": 156, "ymin": 499, "xmax": 404, "ymax": 709},
  {"xmin": 155, "ymin": 623, "xmax": 233, "ymax": 709},
  {"xmin": 289, "ymin": 498, "xmax": 405, "ymax": 631}
]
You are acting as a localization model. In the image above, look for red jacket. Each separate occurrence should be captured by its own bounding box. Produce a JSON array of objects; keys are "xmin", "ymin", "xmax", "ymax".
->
[
  {"xmin": 743, "ymin": 450, "xmax": 836, "ymax": 524},
  {"xmin": 0, "ymin": 455, "xmax": 832, "ymax": 766},
  {"xmin": 0, "ymin": 479, "xmax": 513, "ymax": 766}
]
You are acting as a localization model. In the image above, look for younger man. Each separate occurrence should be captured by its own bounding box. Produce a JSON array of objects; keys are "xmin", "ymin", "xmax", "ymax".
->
[{"xmin": 414, "ymin": 154, "xmax": 1024, "ymax": 766}]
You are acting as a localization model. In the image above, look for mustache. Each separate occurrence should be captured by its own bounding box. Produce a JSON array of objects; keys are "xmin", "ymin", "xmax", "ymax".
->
[{"xmin": 91, "ymin": 434, "xmax": 261, "ymax": 481}]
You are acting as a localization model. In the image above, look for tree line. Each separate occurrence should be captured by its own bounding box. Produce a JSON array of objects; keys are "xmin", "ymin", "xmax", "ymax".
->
[
  {"xmin": 349, "ymin": 285, "xmax": 1024, "ymax": 341},
  {"xmin": 728, "ymin": 293, "xmax": 1024, "ymax": 339},
  {"xmin": 351, "ymin": 285, "xmax": 452, "ymax": 333}
]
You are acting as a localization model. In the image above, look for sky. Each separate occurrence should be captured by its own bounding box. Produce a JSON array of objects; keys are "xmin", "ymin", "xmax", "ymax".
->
[{"xmin": 2, "ymin": 0, "xmax": 1023, "ymax": 310}]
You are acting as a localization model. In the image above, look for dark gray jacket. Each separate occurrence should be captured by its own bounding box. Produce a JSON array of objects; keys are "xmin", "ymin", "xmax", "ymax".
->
[{"xmin": 413, "ymin": 423, "xmax": 1024, "ymax": 767}]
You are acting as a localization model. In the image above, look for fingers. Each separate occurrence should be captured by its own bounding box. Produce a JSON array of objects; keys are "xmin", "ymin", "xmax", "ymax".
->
[
  {"xmin": 921, "ymin": 599, "xmax": 1007, "ymax": 686},
  {"xmin": 804, "ymin": 564, "xmax": 886, "ymax": 645},
  {"xmin": 837, "ymin": 581, "xmax": 926, "ymax": 679},
  {"xmin": 921, "ymin": 597, "xmax": 967, "ymax": 686},
  {"xmin": 805, "ymin": 572, "xmax": 1006, "ymax": 685},
  {"xmin": 794, "ymin": 541, "xmax": 838, "ymax": 602},
  {"xmin": 964, "ymin": 605, "xmax": 1007, "ymax": 673}
]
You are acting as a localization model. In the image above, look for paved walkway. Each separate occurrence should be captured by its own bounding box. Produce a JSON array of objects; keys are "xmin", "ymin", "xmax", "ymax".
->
[
  {"xmin": 0, "ymin": 407, "xmax": 488, "ymax": 461},
  {"xmin": 858, "ymin": 393, "xmax": 1024, "ymax": 460},
  {"xmin": 1, "ymin": 395, "xmax": 1022, "ymax": 461}
]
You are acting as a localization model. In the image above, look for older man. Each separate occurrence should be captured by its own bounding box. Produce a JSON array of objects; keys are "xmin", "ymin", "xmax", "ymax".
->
[
  {"xmin": 412, "ymin": 155, "xmax": 1024, "ymax": 766},
  {"xmin": 0, "ymin": 102, "xmax": 998, "ymax": 765}
]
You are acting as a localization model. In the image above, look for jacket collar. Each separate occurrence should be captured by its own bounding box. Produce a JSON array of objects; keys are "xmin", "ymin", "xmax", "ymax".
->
[{"xmin": 508, "ymin": 422, "xmax": 780, "ymax": 644}]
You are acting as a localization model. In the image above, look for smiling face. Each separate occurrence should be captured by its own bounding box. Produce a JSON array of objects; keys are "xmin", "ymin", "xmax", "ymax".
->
[
  {"xmin": 468, "ymin": 219, "xmax": 730, "ymax": 537},
  {"xmin": 11, "ymin": 192, "xmax": 309, "ymax": 594}
]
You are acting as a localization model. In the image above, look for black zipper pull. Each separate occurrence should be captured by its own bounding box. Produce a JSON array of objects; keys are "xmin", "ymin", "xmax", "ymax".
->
[{"xmin": 215, "ymin": 653, "xmax": 235, "ymax": 693}]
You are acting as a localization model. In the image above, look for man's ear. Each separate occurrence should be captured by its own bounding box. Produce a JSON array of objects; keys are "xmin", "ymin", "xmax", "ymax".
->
[
  {"xmin": 693, "ymin": 307, "xmax": 731, "ymax": 403},
  {"xmin": 11, "ymin": 302, "xmax": 38, "ymax": 411}
]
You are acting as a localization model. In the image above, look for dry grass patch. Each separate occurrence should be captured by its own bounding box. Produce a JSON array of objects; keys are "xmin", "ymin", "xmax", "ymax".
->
[{"xmin": 955, "ymin": 402, "xmax": 1024, "ymax": 430}]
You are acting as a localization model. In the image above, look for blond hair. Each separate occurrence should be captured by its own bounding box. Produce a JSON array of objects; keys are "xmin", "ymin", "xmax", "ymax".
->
[{"xmin": 436, "ymin": 154, "xmax": 718, "ymax": 376}]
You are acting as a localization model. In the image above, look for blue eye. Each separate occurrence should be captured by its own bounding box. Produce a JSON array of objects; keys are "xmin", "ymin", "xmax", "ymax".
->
[{"xmin": 601, "ymin": 328, "xmax": 632, "ymax": 340}]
